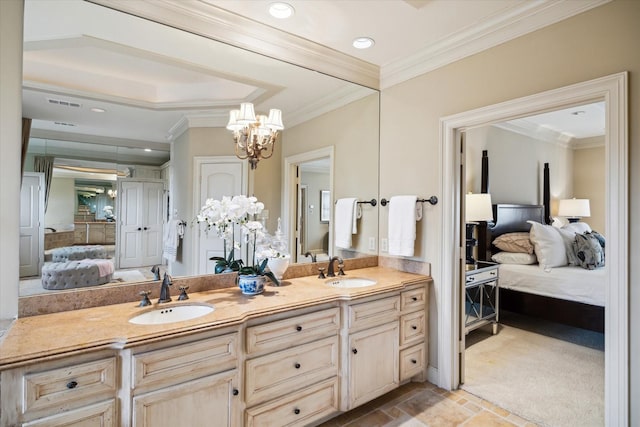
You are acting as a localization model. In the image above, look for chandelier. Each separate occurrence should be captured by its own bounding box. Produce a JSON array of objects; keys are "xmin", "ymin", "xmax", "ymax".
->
[{"xmin": 226, "ymin": 102, "xmax": 284, "ymax": 169}]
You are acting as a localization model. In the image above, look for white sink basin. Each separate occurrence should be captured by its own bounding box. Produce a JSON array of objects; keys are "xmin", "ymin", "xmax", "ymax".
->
[
  {"xmin": 129, "ymin": 304, "xmax": 214, "ymax": 325},
  {"xmin": 325, "ymin": 277, "xmax": 377, "ymax": 288}
]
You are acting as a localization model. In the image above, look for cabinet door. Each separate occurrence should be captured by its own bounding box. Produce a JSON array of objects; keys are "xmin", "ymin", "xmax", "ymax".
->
[
  {"xmin": 21, "ymin": 400, "xmax": 115, "ymax": 427},
  {"xmin": 132, "ymin": 370, "xmax": 239, "ymax": 427},
  {"xmin": 348, "ymin": 322, "xmax": 399, "ymax": 408}
]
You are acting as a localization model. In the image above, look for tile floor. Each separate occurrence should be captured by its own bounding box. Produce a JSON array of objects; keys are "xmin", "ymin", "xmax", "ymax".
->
[{"xmin": 318, "ymin": 381, "xmax": 537, "ymax": 427}]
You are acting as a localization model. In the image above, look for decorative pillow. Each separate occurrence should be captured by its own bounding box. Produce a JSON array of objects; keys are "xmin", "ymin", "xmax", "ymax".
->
[
  {"xmin": 527, "ymin": 221, "xmax": 568, "ymax": 270},
  {"xmin": 573, "ymin": 231, "xmax": 605, "ymax": 270},
  {"xmin": 491, "ymin": 251, "xmax": 537, "ymax": 265},
  {"xmin": 557, "ymin": 228, "xmax": 580, "ymax": 265},
  {"xmin": 492, "ymin": 232, "xmax": 534, "ymax": 254},
  {"xmin": 562, "ymin": 221, "xmax": 592, "ymax": 234}
]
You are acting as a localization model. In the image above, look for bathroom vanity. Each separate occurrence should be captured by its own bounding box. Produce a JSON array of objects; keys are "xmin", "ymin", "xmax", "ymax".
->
[{"xmin": 0, "ymin": 267, "xmax": 429, "ymax": 426}]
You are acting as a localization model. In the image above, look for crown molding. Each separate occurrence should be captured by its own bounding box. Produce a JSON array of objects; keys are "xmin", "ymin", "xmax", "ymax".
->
[
  {"xmin": 380, "ymin": 0, "xmax": 610, "ymax": 89},
  {"xmin": 88, "ymin": 0, "xmax": 379, "ymax": 89},
  {"xmin": 492, "ymin": 121, "xmax": 572, "ymax": 149}
]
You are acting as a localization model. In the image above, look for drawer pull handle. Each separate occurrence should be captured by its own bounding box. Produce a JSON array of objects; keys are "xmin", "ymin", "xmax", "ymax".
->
[
  {"xmin": 490, "ymin": 271, "xmax": 496, "ymax": 275},
  {"xmin": 294, "ymin": 363, "xmax": 301, "ymax": 369},
  {"xmin": 412, "ymin": 296, "xmax": 418, "ymax": 301},
  {"xmin": 294, "ymin": 408, "xmax": 301, "ymax": 415},
  {"xmin": 467, "ymin": 277, "xmax": 475, "ymax": 281},
  {"xmin": 411, "ymin": 359, "xmax": 417, "ymax": 364},
  {"xmin": 412, "ymin": 325, "xmax": 418, "ymax": 330},
  {"xmin": 352, "ymin": 348, "xmax": 358, "ymax": 354},
  {"xmin": 232, "ymin": 388, "xmax": 239, "ymax": 396},
  {"xmin": 296, "ymin": 325, "xmax": 302, "ymax": 331},
  {"xmin": 66, "ymin": 380, "xmax": 78, "ymax": 389}
]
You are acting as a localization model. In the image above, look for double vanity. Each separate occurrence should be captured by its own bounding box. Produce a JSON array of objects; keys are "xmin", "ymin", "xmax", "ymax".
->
[{"xmin": 0, "ymin": 266, "xmax": 429, "ymax": 426}]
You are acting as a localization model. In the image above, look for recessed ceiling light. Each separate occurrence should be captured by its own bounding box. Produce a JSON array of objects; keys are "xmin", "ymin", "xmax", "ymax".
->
[
  {"xmin": 352, "ymin": 37, "xmax": 375, "ymax": 49},
  {"xmin": 144, "ymin": 148, "xmax": 152, "ymax": 152},
  {"xmin": 90, "ymin": 107, "xmax": 106, "ymax": 113},
  {"xmin": 269, "ymin": 2, "xmax": 294, "ymax": 19}
]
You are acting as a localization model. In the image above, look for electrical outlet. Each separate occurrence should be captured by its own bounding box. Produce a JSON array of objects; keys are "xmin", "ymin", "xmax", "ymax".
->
[
  {"xmin": 368, "ymin": 237, "xmax": 376, "ymax": 251},
  {"xmin": 381, "ymin": 238, "xmax": 388, "ymax": 252}
]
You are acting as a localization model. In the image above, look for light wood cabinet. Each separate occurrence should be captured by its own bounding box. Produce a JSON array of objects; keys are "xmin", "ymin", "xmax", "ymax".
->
[
  {"xmin": 126, "ymin": 331, "xmax": 241, "ymax": 427},
  {"xmin": 244, "ymin": 306, "xmax": 340, "ymax": 426},
  {"xmin": 399, "ymin": 286, "xmax": 428, "ymax": 382},
  {"xmin": 0, "ymin": 351, "xmax": 118, "ymax": 426},
  {"xmin": 348, "ymin": 321, "xmax": 399, "ymax": 408},
  {"xmin": 132, "ymin": 370, "xmax": 238, "ymax": 427}
]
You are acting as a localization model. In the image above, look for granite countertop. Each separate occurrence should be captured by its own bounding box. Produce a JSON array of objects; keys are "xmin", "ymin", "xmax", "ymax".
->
[{"xmin": 0, "ymin": 267, "xmax": 429, "ymax": 369}]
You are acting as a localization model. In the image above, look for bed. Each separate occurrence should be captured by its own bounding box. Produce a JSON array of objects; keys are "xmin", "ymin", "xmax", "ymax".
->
[{"xmin": 476, "ymin": 152, "xmax": 605, "ymax": 333}]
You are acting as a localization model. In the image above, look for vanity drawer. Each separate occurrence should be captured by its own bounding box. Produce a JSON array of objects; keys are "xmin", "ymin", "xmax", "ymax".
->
[
  {"xmin": 245, "ymin": 336, "xmax": 339, "ymax": 406},
  {"xmin": 246, "ymin": 377, "xmax": 339, "ymax": 427},
  {"xmin": 21, "ymin": 399, "xmax": 116, "ymax": 427},
  {"xmin": 246, "ymin": 307, "xmax": 340, "ymax": 355},
  {"xmin": 466, "ymin": 269, "xmax": 498, "ymax": 285},
  {"xmin": 400, "ymin": 344, "xmax": 425, "ymax": 381},
  {"xmin": 22, "ymin": 357, "xmax": 117, "ymax": 415},
  {"xmin": 401, "ymin": 287, "xmax": 427, "ymax": 312},
  {"xmin": 400, "ymin": 310, "xmax": 426, "ymax": 346},
  {"xmin": 131, "ymin": 332, "xmax": 237, "ymax": 392},
  {"xmin": 348, "ymin": 296, "xmax": 400, "ymax": 331}
]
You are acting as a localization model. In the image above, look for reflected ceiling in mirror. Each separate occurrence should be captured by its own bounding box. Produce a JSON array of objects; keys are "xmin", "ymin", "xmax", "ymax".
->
[{"xmin": 20, "ymin": 0, "xmax": 380, "ymax": 296}]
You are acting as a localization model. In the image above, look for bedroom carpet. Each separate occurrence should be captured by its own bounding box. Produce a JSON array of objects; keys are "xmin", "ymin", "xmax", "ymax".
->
[{"xmin": 462, "ymin": 314, "xmax": 604, "ymax": 427}]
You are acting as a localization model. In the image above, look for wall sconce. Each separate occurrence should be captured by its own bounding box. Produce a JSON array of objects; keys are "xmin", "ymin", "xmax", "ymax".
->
[
  {"xmin": 227, "ymin": 102, "xmax": 284, "ymax": 170},
  {"xmin": 107, "ymin": 189, "xmax": 117, "ymax": 199},
  {"xmin": 465, "ymin": 193, "xmax": 493, "ymax": 268},
  {"xmin": 558, "ymin": 198, "xmax": 590, "ymax": 223}
]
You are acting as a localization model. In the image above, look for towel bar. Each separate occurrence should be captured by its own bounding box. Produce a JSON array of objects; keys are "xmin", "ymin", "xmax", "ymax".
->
[
  {"xmin": 357, "ymin": 199, "xmax": 377, "ymax": 206},
  {"xmin": 380, "ymin": 196, "xmax": 438, "ymax": 206}
]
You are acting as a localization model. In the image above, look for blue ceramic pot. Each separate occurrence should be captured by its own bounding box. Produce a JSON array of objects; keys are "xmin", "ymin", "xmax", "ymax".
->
[{"xmin": 237, "ymin": 274, "xmax": 266, "ymax": 295}]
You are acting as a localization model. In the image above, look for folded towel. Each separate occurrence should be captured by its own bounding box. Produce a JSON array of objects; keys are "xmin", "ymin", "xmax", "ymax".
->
[
  {"xmin": 80, "ymin": 258, "xmax": 114, "ymax": 277},
  {"xmin": 388, "ymin": 195, "xmax": 418, "ymax": 257},
  {"xmin": 335, "ymin": 198, "xmax": 358, "ymax": 249},
  {"xmin": 163, "ymin": 219, "xmax": 181, "ymax": 263}
]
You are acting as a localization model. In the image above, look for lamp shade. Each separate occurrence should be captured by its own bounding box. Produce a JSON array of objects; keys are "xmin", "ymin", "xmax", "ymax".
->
[
  {"xmin": 265, "ymin": 108, "xmax": 284, "ymax": 130},
  {"xmin": 465, "ymin": 193, "xmax": 493, "ymax": 222},
  {"xmin": 558, "ymin": 198, "xmax": 590, "ymax": 218},
  {"xmin": 236, "ymin": 102, "xmax": 256, "ymax": 124},
  {"xmin": 226, "ymin": 109, "xmax": 243, "ymax": 131}
]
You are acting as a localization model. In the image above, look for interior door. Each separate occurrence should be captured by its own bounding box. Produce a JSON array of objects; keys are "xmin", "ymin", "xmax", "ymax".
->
[
  {"xmin": 140, "ymin": 182, "xmax": 165, "ymax": 266},
  {"xmin": 195, "ymin": 158, "xmax": 246, "ymax": 275},
  {"xmin": 459, "ymin": 130, "xmax": 467, "ymax": 384},
  {"xmin": 118, "ymin": 180, "xmax": 165, "ymax": 269},
  {"xmin": 19, "ymin": 172, "xmax": 44, "ymax": 277}
]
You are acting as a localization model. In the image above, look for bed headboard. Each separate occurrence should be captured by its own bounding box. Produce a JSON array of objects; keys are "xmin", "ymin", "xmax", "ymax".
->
[{"xmin": 483, "ymin": 204, "xmax": 544, "ymax": 256}]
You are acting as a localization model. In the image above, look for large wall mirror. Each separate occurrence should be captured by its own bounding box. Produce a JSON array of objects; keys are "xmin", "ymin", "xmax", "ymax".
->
[{"xmin": 20, "ymin": 0, "xmax": 379, "ymax": 298}]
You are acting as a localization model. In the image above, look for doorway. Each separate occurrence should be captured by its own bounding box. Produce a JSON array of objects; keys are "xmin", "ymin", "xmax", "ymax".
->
[{"xmin": 438, "ymin": 73, "xmax": 628, "ymax": 424}]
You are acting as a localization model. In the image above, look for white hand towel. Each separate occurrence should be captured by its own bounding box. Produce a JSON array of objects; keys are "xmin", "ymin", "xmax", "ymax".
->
[
  {"xmin": 163, "ymin": 219, "xmax": 180, "ymax": 262},
  {"xmin": 335, "ymin": 198, "xmax": 358, "ymax": 249},
  {"xmin": 388, "ymin": 195, "xmax": 418, "ymax": 256}
]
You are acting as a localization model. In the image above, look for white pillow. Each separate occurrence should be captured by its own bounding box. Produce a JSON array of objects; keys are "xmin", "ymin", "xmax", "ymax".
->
[
  {"xmin": 562, "ymin": 221, "xmax": 592, "ymax": 234},
  {"xmin": 491, "ymin": 251, "xmax": 537, "ymax": 265},
  {"xmin": 527, "ymin": 221, "xmax": 568, "ymax": 270}
]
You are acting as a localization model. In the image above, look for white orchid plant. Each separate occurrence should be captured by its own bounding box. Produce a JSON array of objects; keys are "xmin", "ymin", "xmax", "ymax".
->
[{"xmin": 196, "ymin": 195, "xmax": 279, "ymax": 285}]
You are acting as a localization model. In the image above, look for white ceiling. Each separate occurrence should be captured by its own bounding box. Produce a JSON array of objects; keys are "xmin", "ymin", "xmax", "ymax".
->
[{"xmin": 22, "ymin": 0, "xmax": 609, "ymax": 164}]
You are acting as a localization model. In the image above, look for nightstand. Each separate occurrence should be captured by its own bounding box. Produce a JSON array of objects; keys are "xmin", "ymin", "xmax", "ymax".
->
[{"xmin": 464, "ymin": 261, "xmax": 499, "ymax": 335}]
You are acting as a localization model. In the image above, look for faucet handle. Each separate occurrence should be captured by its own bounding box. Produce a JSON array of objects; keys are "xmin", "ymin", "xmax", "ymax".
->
[
  {"xmin": 139, "ymin": 291, "xmax": 152, "ymax": 307},
  {"xmin": 337, "ymin": 263, "xmax": 346, "ymax": 276},
  {"xmin": 178, "ymin": 286, "xmax": 189, "ymax": 301},
  {"xmin": 317, "ymin": 267, "xmax": 326, "ymax": 279}
]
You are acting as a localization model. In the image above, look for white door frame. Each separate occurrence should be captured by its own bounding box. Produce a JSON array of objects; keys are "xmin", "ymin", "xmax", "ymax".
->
[
  {"xmin": 192, "ymin": 156, "xmax": 247, "ymax": 275},
  {"xmin": 20, "ymin": 172, "xmax": 45, "ymax": 277},
  {"xmin": 438, "ymin": 72, "xmax": 628, "ymax": 424},
  {"xmin": 283, "ymin": 147, "xmax": 334, "ymax": 263}
]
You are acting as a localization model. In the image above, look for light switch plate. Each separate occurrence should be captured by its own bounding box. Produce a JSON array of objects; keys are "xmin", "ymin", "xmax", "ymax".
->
[
  {"xmin": 381, "ymin": 238, "xmax": 388, "ymax": 252},
  {"xmin": 368, "ymin": 237, "xmax": 376, "ymax": 251}
]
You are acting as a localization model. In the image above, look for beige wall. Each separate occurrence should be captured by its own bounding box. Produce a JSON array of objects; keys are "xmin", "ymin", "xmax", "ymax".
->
[
  {"xmin": 380, "ymin": 0, "xmax": 639, "ymax": 419},
  {"xmin": 283, "ymin": 93, "xmax": 380, "ymax": 257},
  {"xmin": 466, "ymin": 125, "xmax": 573, "ymax": 206},
  {"xmin": 300, "ymin": 171, "xmax": 330, "ymax": 252},
  {"xmin": 573, "ymin": 145, "xmax": 606, "ymax": 233}
]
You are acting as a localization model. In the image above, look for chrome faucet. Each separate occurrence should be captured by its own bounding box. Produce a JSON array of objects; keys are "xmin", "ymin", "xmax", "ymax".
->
[
  {"xmin": 304, "ymin": 251, "xmax": 317, "ymax": 263},
  {"xmin": 326, "ymin": 256, "xmax": 344, "ymax": 277},
  {"xmin": 158, "ymin": 273, "xmax": 172, "ymax": 303}
]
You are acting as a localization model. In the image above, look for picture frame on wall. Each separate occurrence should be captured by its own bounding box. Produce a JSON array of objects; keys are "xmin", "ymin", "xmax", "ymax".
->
[{"xmin": 320, "ymin": 190, "xmax": 330, "ymax": 223}]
